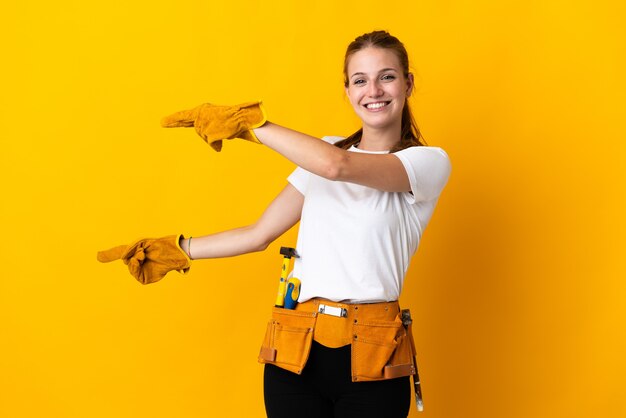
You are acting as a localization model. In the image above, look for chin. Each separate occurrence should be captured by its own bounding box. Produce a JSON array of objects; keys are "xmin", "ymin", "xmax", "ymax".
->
[{"xmin": 360, "ymin": 114, "xmax": 400, "ymax": 130}]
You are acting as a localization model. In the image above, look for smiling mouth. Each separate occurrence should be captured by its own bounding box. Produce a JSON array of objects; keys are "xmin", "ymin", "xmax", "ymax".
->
[{"xmin": 364, "ymin": 101, "xmax": 391, "ymax": 110}]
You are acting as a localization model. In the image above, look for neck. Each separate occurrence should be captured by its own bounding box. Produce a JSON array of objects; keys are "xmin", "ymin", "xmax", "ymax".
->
[{"xmin": 358, "ymin": 122, "xmax": 402, "ymax": 152}]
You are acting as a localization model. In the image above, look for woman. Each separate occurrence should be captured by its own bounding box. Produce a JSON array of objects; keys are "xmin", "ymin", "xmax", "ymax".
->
[{"xmin": 98, "ymin": 31, "xmax": 450, "ymax": 418}]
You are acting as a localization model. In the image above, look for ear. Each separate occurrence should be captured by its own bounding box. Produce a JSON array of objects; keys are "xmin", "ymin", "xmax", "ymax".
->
[{"xmin": 406, "ymin": 73, "xmax": 415, "ymax": 97}]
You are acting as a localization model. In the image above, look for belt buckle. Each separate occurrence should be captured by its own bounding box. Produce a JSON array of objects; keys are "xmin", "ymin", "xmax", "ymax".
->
[{"xmin": 318, "ymin": 304, "xmax": 347, "ymax": 318}]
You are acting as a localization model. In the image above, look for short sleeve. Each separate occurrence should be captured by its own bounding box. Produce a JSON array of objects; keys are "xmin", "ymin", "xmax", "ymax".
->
[
  {"xmin": 287, "ymin": 167, "xmax": 311, "ymax": 195},
  {"xmin": 393, "ymin": 146, "xmax": 451, "ymax": 204},
  {"xmin": 286, "ymin": 136, "xmax": 345, "ymax": 196}
]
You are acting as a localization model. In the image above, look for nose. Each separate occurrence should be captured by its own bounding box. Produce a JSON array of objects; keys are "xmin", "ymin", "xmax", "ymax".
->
[{"xmin": 367, "ymin": 80, "xmax": 383, "ymax": 97}]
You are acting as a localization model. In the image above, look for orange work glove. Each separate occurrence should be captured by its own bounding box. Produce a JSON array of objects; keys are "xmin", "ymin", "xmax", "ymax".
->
[
  {"xmin": 97, "ymin": 234, "xmax": 191, "ymax": 285},
  {"xmin": 161, "ymin": 101, "xmax": 267, "ymax": 152}
]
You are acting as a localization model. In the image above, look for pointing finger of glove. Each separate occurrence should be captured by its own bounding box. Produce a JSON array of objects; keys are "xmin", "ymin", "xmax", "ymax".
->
[
  {"xmin": 160, "ymin": 107, "xmax": 200, "ymax": 128},
  {"xmin": 97, "ymin": 245, "xmax": 128, "ymax": 263}
]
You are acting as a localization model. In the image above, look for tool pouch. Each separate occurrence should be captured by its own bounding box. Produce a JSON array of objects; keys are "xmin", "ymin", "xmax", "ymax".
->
[
  {"xmin": 258, "ymin": 300, "xmax": 417, "ymax": 382},
  {"xmin": 258, "ymin": 307, "xmax": 317, "ymax": 375},
  {"xmin": 351, "ymin": 312, "xmax": 416, "ymax": 382}
]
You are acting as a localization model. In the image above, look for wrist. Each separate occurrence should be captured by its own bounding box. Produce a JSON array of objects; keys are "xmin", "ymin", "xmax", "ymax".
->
[{"xmin": 178, "ymin": 235, "xmax": 193, "ymax": 260}]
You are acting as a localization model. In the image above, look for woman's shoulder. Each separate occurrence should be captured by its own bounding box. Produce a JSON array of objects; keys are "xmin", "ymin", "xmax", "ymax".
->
[
  {"xmin": 394, "ymin": 145, "xmax": 451, "ymax": 179},
  {"xmin": 396, "ymin": 145, "xmax": 450, "ymax": 161}
]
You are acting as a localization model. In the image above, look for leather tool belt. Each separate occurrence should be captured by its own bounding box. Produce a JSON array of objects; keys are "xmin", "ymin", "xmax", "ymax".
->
[{"xmin": 258, "ymin": 298, "xmax": 417, "ymax": 382}]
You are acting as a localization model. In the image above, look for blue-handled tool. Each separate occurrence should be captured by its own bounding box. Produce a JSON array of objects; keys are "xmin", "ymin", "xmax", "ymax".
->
[{"xmin": 284, "ymin": 278, "xmax": 301, "ymax": 310}]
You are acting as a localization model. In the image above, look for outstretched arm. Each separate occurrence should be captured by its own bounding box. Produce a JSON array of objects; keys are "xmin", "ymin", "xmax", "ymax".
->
[
  {"xmin": 253, "ymin": 123, "xmax": 411, "ymax": 193},
  {"xmin": 179, "ymin": 183, "xmax": 304, "ymax": 259},
  {"xmin": 161, "ymin": 101, "xmax": 411, "ymax": 192},
  {"xmin": 97, "ymin": 183, "xmax": 303, "ymax": 284}
]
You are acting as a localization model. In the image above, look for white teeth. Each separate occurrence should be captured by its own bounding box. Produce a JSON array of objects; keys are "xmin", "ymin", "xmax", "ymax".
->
[{"xmin": 366, "ymin": 102, "xmax": 388, "ymax": 109}]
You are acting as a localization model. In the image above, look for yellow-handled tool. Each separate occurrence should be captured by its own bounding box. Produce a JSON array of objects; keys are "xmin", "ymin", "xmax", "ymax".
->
[{"xmin": 275, "ymin": 247, "xmax": 299, "ymax": 307}]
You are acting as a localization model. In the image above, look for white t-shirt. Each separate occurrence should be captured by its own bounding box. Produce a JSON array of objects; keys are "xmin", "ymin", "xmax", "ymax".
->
[{"xmin": 288, "ymin": 136, "xmax": 451, "ymax": 303}]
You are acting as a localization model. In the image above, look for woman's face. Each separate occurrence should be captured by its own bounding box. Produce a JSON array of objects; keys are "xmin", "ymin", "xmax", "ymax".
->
[{"xmin": 345, "ymin": 47, "xmax": 413, "ymax": 132}]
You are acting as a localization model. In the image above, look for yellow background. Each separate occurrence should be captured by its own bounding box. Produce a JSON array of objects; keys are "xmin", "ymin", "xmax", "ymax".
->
[{"xmin": 1, "ymin": 1, "xmax": 625, "ymax": 417}]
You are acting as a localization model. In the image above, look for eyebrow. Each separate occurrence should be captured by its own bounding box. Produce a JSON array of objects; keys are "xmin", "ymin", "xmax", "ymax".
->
[{"xmin": 350, "ymin": 68, "xmax": 399, "ymax": 79}]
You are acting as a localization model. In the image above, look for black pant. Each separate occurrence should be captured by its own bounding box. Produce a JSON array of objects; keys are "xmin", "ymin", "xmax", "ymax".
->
[{"xmin": 264, "ymin": 341, "xmax": 411, "ymax": 418}]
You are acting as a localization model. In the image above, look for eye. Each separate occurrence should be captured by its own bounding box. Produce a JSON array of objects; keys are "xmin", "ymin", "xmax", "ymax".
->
[
  {"xmin": 353, "ymin": 79, "xmax": 366, "ymax": 85},
  {"xmin": 381, "ymin": 74, "xmax": 396, "ymax": 81}
]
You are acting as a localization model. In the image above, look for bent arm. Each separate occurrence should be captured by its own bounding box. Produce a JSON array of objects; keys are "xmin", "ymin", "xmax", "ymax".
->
[
  {"xmin": 253, "ymin": 122, "xmax": 411, "ymax": 192},
  {"xmin": 180, "ymin": 184, "xmax": 304, "ymax": 259}
]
